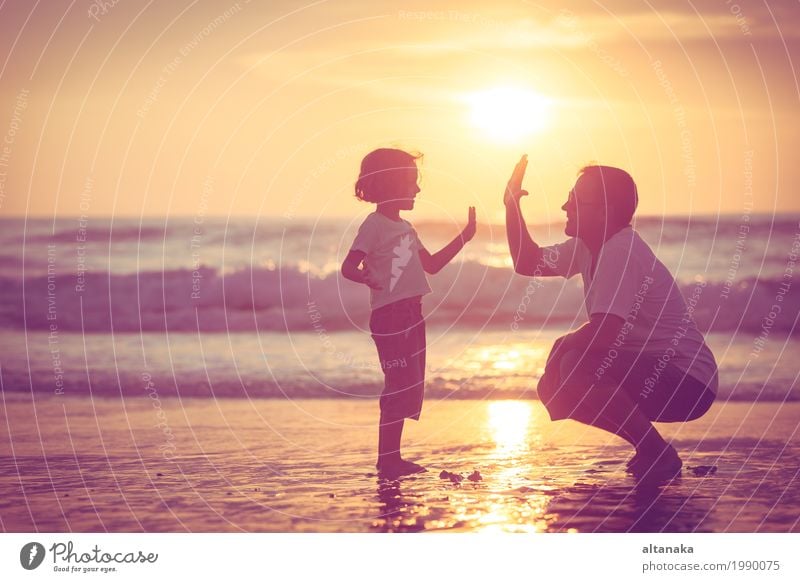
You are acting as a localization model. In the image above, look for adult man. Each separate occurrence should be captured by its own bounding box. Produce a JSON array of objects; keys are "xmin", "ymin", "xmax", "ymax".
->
[{"xmin": 504, "ymin": 155, "xmax": 718, "ymax": 480}]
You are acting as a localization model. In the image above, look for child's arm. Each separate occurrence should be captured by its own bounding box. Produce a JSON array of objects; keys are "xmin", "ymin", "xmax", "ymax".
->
[
  {"xmin": 341, "ymin": 250, "xmax": 383, "ymax": 290},
  {"xmin": 419, "ymin": 206, "xmax": 476, "ymax": 274}
]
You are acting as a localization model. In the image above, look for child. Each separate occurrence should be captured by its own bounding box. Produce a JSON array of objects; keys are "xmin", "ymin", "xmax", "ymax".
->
[{"xmin": 341, "ymin": 148, "xmax": 476, "ymax": 479}]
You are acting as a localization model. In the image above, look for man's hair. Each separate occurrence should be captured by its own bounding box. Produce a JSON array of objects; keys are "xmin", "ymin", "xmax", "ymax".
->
[
  {"xmin": 577, "ymin": 165, "xmax": 638, "ymax": 226},
  {"xmin": 354, "ymin": 148, "xmax": 423, "ymax": 203}
]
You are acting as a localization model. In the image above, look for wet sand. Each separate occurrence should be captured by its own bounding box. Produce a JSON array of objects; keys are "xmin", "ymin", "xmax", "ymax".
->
[{"xmin": 1, "ymin": 395, "xmax": 798, "ymax": 532}]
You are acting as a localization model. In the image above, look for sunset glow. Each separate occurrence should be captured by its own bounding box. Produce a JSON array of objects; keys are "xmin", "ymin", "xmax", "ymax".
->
[
  {"xmin": 467, "ymin": 87, "xmax": 551, "ymax": 142},
  {"xmin": 0, "ymin": 3, "xmax": 795, "ymax": 219}
]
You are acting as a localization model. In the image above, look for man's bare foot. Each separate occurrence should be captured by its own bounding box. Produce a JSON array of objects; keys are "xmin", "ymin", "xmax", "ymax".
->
[
  {"xmin": 628, "ymin": 444, "xmax": 682, "ymax": 481},
  {"xmin": 377, "ymin": 459, "xmax": 427, "ymax": 479}
]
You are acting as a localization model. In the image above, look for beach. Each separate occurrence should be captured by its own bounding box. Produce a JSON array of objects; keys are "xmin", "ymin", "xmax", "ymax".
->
[
  {"xmin": 1, "ymin": 215, "xmax": 798, "ymax": 533},
  {"xmin": 2, "ymin": 394, "xmax": 797, "ymax": 533}
]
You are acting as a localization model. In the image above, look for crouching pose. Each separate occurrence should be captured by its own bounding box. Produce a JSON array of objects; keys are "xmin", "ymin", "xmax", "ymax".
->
[{"xmin": 504, "ymin": 155, "xmax": 717, "ymax": 480}]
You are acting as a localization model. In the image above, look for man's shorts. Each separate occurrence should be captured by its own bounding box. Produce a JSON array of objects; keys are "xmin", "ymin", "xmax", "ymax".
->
[
  {"xmin": 539, "ymin": 343, "xmax": 717, "ymax": 423},
  {"xmin": 369, "ymin": 296, "xmax": 426, "ymax": 421}
]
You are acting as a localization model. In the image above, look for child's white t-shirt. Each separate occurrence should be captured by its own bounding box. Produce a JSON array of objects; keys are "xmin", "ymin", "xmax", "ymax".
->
[{"xmin": 348, "ymin": 212, "xmax": 432, "ymax": 310}]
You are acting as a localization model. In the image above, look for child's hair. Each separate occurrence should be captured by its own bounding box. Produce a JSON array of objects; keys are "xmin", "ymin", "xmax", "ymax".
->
[{"xmin": 354, "ymin": 148, "xmax": 423, "ymax": 203}]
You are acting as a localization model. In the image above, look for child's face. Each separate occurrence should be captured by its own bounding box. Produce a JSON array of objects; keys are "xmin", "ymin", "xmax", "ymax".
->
[{"xmin": 387, "ymin": 166, "xmax": 420, "ymax": 211}]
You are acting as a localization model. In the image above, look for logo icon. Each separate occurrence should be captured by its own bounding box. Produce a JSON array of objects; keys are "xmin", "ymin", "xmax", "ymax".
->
[
  {"xmin": 20, "ymin": 542, "xmax": 46, "ymax": 570},
  {"xmin": 390, "ymin": 233, "xmax": 413, "ymax": 291}
]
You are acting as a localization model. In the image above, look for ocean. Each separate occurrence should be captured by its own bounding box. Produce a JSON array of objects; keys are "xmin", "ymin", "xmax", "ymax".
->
[{"xmin": 0, "ymin": 215, "xmax": 798, "ymax": 402}]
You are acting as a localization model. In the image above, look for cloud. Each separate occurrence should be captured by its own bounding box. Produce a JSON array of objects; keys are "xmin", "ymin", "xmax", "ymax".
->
[{"xmin": 235, "ymin": 3, "xmax": 797, "ymax": 80}]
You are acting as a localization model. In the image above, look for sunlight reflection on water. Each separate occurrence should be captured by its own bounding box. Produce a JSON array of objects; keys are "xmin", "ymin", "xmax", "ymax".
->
[
  {"xmin": 488, "ymin": 401, "xmax": 531, "ymax": 453},
  {"xmin": 474, "ymin": 401, "xmax": 553, "ymax": 532}
]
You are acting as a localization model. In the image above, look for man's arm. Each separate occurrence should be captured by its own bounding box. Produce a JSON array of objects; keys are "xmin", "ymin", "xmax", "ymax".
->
[
  {"xmin": 504, "ymin": 156, "xmax": 559, "ymax": 277},
  {"xmin": 418, "ymin": 206, "xmax": 476, "ymax": 274}
]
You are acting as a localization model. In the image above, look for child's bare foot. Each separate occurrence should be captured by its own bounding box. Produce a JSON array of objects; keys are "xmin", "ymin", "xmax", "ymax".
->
[
  {"xmin": 377, "ymin": 459, "xmax": 427, "ymax": 479},
  {"xmin": 627, "ymin": 444, "xmax": 682, "ymax": 481}
]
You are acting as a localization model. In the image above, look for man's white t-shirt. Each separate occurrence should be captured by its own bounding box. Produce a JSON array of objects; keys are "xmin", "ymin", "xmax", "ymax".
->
[
  {"xmin": 348, "ymin": 212, "xmax": 432, "ymax": 310},
  {"xmin": 541, "ymin": 226, "xmax": 718, "ymax": 392}
]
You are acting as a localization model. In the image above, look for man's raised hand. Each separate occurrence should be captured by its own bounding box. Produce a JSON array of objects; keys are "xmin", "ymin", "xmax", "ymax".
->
[{"xmin": 504, "ymin": 154, "xmax": 529, "ymax": 206}]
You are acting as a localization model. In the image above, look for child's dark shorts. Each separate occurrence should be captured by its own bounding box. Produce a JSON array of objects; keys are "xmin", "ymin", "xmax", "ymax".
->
[{"xmin": 369, "ymin": 296, "xmax": 426, "ymax": 421}]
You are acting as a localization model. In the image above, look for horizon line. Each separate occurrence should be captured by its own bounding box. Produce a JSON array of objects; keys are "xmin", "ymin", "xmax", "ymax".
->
[{"xmin": 3, "ymin": 211, "xmax": 798, "ymax": 221}]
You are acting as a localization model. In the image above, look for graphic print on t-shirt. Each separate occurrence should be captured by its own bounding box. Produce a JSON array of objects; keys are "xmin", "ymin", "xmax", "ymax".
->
[
  {"xmin": 347, "ymin": 212, "xmax": 432, "ymax": 309},
  {"xmin": 390, "ymin": 233, "xmax": 413, "ymax": 291}
]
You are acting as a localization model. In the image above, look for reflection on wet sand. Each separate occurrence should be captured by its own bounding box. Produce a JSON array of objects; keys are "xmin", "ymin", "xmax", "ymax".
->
[
  {"xmin": 546, "ymin": 478, "xmax": 715, "ymax": 532},
  {"xmin": 2, "ymin": 398, "xmax": 796, "ymax": 532},
  {"xmin": 373, "ymin": 401, "xmax": 720, "ymax": 533}
]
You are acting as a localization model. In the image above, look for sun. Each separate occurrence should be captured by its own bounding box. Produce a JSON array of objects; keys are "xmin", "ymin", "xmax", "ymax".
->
[{"xmin": 467, "ymin": 86, "xmax": 551, "ymax": 142}]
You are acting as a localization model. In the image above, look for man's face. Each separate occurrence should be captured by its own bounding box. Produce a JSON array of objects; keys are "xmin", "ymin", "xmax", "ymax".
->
[{"xmin": 562, "ymin": 174, "xmax": 609, "ymax": 239}]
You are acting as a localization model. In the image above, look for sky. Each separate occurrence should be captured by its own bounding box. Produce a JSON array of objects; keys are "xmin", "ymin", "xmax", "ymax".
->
[{"xmin": 0, "ymin": 0, "xmax": 798, "ymax": 224}]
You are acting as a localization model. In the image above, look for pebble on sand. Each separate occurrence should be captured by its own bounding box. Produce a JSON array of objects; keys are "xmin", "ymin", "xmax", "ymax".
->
[
  {"xmin": 439, "ymin": 470, "xmax": 465, "ymax": 483},
  {"xmin": 689, "ymin": 465, "xmax": 718, "ymax": 477}
]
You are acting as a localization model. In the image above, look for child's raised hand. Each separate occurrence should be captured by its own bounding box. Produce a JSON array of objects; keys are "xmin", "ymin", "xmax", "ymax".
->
[
  {"xmin": 461, "ymin": 206, "xmax": 477, "ymax": 243},
  {"xmin": 361, "ymin": 263, "xmax": 383, "ymax": 290}
]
